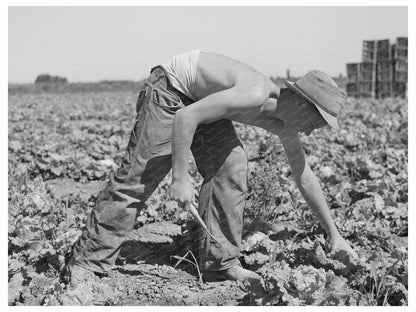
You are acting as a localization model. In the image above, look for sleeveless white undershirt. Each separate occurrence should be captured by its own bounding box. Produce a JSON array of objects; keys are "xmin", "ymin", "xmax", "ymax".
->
[{"xmin": 160, "ymin": 50, "xmax": 201, "ymax": 101}]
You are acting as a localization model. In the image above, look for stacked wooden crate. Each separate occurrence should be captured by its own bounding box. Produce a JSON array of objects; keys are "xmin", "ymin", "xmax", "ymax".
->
[
  {"xmin": 346, "ymin": 37, "xmax": 407, "ymax": 98},
  {"xmin": 374, "ymin": 39, "xmax": 393, "ymax": 98},
  {"xmin": 346, "ymin": 62, "xmax": 375, "ymax": 97},
  {"xmin": 392, "ymin": 37, "xmax": 408, "ymax": 97}
]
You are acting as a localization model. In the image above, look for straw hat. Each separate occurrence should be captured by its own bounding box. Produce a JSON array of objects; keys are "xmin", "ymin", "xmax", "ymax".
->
[{"xmin": 284, "ymin": 70, "xmax": 346, "ymax": 130}]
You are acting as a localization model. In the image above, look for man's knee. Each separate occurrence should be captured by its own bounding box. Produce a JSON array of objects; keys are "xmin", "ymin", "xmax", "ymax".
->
[{"xmin": 218, "ymin": 146, "xmax": 248, "ymax": 192}]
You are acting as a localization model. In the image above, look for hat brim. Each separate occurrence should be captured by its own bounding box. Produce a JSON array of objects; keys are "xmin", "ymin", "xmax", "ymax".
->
[{"xmin": 284, "ymin": 81, "xmax": 340, "ymax": 130}]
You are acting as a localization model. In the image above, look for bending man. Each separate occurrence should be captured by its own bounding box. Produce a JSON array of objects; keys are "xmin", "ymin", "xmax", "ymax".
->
[{"xmin": 67, "ymin": 50, "xmax": 356, "ymax": 286}]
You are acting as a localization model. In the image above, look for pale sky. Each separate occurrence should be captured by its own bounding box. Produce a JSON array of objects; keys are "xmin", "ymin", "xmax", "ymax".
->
[{"xmin": 8, "ymin": 6, "xmax": 408, "ymax": 83}]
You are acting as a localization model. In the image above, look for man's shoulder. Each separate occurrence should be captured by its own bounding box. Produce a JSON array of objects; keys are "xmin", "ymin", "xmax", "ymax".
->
[{"xmin": 196, "ymin": 53, "xmax": 267, "ymax": 94}]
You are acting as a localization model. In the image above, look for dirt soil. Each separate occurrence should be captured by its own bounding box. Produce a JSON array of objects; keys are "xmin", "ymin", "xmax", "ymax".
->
[
  {"xmin": 63, "ymin": 263, "xmax": 248, "ymax": 306},
  {"xmin": 49, "ymin": 179, "xmax": 251, "ymax": 306}
]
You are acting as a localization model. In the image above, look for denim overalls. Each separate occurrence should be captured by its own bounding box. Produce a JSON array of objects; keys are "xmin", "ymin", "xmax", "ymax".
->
[{"xmin": 70, "ymin": 66, "xmax": 248, "ymax": 273}]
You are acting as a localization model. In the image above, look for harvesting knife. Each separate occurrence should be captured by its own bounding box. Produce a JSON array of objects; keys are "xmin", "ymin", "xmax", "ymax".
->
[{"xmin": 186, "ymin": 202, "xmax": 225, "ymax": 249}]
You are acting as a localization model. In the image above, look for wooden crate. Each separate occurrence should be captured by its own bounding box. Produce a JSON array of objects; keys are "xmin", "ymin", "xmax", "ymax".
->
[
  {"xmin": 346, "ymin": 82, "xmax": 360, "ymax": 97},
  {"xmin": 347, "ymin": 73, "xmax": 359, "ymax": 83},
  {"xmin": 378, "ymin": 71, "xmax": 393, "ymax": 82},
  {"xmin": 377, "ymin": 60, "xmax": 393, "ymax": 82},
  {"xmin": 346, "ymin": 63, "xmax": 359, "ymax": 74},
  {"xmin": 377, "ymin": 81, "xmax": 393, "ymax": 98},
  {"xmin": 377, "ymin": 40, "xmax": 391, "ymax": 60},
  {"xmin": 362, "ymin": 39, "xmax": 391, "ymax": 61},
  {"xmin": 393, "ymin": 82, "xmax": 407, "ymax": 97},
  {"xmin": 396, "ymin": 37, "xmax": 408, "ymax": 48},
  {"xmin": 359, "ymin": 81, "xmax": 374, "ymax": 97},
  {"xmin": 363, "ymin": 40, "xmax": 375, "ymax": 50},
  {"xmin": 377, "ymin": 39, "xmax": 390, "ymax": 51},
  {"xmin": 360, "ymin": 62, "xmax": 374, "ymax": 72},
  {"xmin": 394, "ymin": 58, "xmax": 408, "ymax": 72},
  {"xmin": 377, "ymin": 49, "xmax": 391, "ymax": 60},
  {"xmin": 394, "ymin": 71, "xmax": 408, "ymax": 83},
  {"xmin": 360, "ymin": 71, "xmax": 374, "ymax": 82},
  {"xmin": 393, "ymin": 47, "xmax": 408, "ymax": 59},
  {"xmin": 378, "ymin": 92, "xmax": 392, "ymax": 99},
  {"xmin": 362, "ymin": 40, "xmax": 375, "ymax": 61},
  {"xmin": 346, "ymin": 82, "xmax": 359, "ymax": 93},
  {"xmin": 378, "ymin": 81, "xmax": 392, "ymax": 92},
  {"xmin": 347, "ymin": 62, "xmax": 374, "ymax": 83},
  {"xmin": 377, "ymin": 60, "xmax": 392, "ymax": 71},
  {"xmin": 347, "ymin": 37, "xmax": 408, "ymax": 98}
]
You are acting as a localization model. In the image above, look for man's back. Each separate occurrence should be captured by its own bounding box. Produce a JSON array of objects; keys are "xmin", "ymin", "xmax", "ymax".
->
[
  {"xmin": 161, "ymin": 51, "xmax": 278, "ymax": 101},
  {"xmin": 195, "ymin": 51, "xmax": 277, "ymax": 100},
  {"xmin": 194, "ymin": 52, "xmax": 257, "ymax": 98}
]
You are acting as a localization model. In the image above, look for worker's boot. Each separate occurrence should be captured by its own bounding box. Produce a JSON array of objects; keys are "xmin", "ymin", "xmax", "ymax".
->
[
  {"xmin": 62, "ymin": 257, "xmax": 101, "ymax": 288},
  {"xmin": 204, "ymin": 264, "xmax": 261, "ymax": 283}
]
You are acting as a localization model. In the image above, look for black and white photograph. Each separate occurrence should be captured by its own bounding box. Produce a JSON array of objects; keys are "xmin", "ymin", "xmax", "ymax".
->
[{"xmin": 6, "ymin": 2, "xmax": 411, "ymax": 307}]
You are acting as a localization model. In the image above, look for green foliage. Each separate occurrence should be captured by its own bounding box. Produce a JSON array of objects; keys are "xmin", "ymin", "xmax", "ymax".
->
[
  {"xmin": 245, "ymin": 262, "xmax": 361, "ymax": 306},
  {"xmin": 238, "ymin": 97, "xmax": 408, "ymax": 306},
  {"xmin": 8, "ymin": 92, "xmax": 407, "ymax": 306}
]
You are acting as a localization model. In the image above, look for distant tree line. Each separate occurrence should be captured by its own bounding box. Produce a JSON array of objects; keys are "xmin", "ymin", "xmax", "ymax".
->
[
  {"xmin": 35, "ymin": 74, "xmax": 68, "ymax": 84},
  {"xmin": 11, "ymin": 72, "xmax": 345, "ymax": 94}
]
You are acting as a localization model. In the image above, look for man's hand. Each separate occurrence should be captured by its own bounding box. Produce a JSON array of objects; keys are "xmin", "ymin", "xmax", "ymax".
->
[
  {"xmin": 329, "ymin": 236, "xmax": 358, "ymax": 259},
  {"xmin": 169, "ymin": 178, "xmax": 196, "ymax": 211}
]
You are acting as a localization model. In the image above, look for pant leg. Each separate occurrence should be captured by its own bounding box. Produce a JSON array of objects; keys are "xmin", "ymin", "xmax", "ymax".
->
[
  {"xmin": 71, "ymin": 69, "xmax": 184, "ymax": 273},
  {"xmin": 191, "ymin": 119, "xmax": 248, "ymax": 271}
]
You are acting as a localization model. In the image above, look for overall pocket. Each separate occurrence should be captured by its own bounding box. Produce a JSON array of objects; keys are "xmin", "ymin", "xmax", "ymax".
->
[{"xmin": 150, "ymin": 85, "xmax": 185, "ymax": 114}]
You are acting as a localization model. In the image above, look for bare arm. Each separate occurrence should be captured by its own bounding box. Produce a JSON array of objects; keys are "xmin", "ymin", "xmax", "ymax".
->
[
  {"xmin": 278, "ymin": 130, "xmax": 348, "ymax": 245},
  {"xmin": 172, "ymin": 83, "xmax": 268, "ymax": 182}
]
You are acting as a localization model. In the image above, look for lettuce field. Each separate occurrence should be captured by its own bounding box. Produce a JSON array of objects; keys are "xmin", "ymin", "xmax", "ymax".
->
[{"xmin": 8, "ymin": 90, "xmax": 408, "ymax": 305}]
